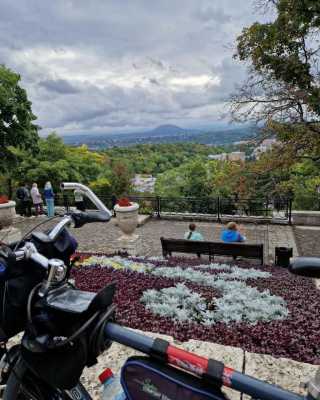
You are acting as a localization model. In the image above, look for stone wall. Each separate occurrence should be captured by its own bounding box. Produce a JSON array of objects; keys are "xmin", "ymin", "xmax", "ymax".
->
[{"xmin": 292, "ymin": 211, "xmax": 320, "ymax": 226}]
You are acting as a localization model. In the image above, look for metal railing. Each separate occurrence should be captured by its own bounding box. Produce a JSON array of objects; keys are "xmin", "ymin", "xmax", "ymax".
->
[{"xmin": 55, "ymin": 193, "xmax": 293, "ymax": 224}]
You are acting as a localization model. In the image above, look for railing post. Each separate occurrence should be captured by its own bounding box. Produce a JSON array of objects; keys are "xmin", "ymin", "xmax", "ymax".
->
[
  {"xmin": 63, "ymin": 193, "xmax": 69, "ymax": 212},
  {"xmin": 265, "ymin": 196, "xmax": 269, "ymax": 217},
  {"xmin": 288, "ymin": 197, "xmax": 292, "ymax": 225},
  {"xmin": 217, "ymin": 196, "xmax": 221, "ymax": 223},
  {"xmin": 156, "ymin": 196, "xmax": 161, "ymax": 219}
]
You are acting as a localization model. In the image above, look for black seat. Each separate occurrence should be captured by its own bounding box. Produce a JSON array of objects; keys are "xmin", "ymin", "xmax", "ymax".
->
[{"xmin": 289, "ymin": 257, "xmax": 320, "ymax": 278}]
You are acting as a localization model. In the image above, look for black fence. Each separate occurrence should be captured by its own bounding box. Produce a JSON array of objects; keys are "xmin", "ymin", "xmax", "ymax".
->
[
  {"xmin": 55, "ymin": 192, "xmax": 293, "ymax": 224},
  {"xmin": 292, "ymin": 194, "xmax": 320, "ymax": 211}
]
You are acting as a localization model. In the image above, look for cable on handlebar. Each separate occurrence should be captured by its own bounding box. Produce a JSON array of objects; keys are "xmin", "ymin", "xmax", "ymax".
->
[
  {"xmin": 26, "ymin": 284, "xmax": 115, "ymax": 353},
  {"xmin": 27, "ymin": 283, "xmax": 43, "ymax": 327},
  {"xmin": 87, "ymin": 305, "xmax": 116, "ymax": 366},
  {"xmin": 13, "ymin": 215, "xmax": 62, "ymax": 252}
]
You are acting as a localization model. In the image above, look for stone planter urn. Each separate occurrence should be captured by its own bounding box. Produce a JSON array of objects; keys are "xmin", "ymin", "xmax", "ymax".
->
[
  {"xmin": 0, "ymin": 200, "xmax": 21, "ymax": 243},
  {"xmin": 0, "ymin": 200, "xmax": 17, "ymax": 228},
  {"xmin": 114, "ymin": 200, "xmax": 141, "ymax": 255},
  {"xmin": 114, "ymin": 202, "xmax": 139, "ymax": 238}
]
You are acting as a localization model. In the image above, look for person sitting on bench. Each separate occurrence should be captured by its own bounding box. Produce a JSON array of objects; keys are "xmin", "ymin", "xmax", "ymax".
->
[
  {"xmin": 184, "ymin": 223, "xmax": 204, "ymax": 241},
  {"xmin": 221, "ymin": 221, "xmax": 246, "ymax": 243}
]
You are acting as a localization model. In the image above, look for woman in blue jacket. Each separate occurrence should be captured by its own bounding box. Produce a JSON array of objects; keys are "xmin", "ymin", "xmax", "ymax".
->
[
  {"xmin": 221, "ymin": 221, "xmax": 246, "ymax": 242},
  {"xmin": 44, "ymin": 181, "xmax": 55, "ymax": 217}
]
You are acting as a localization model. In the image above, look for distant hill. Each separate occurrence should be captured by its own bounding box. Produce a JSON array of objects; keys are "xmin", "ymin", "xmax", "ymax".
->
[
  {"xmin": 193, "ymin": 127, "xmax": 257, "ymax": 145},
  {"xmin": 62, "ymin": 124, "xmax": 256, "ymax": 149},
  {"xmin": 146, "ymin": 124, "xmax": 201, "ymax": 137}
]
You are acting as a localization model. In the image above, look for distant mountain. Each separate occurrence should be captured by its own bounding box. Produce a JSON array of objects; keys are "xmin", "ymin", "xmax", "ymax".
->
[
  {"xmin": 62, "ymin": 124, "xmax": 257, "ymax": 149},
  {"xmin": 145, "ymin": 124, "xmax": 201, "ymax": 137},
  {"xmin": 193, "ymin": 126, "xmax": 257, "ymax": 145}
]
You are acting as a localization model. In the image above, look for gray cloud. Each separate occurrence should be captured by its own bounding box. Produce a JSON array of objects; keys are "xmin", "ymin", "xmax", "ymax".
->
[
  {"xmin": 38, "ymin": 79, "xmax": 80, "ymax": 94},
  {"xmin": 194, "ymin": 6, "xmax": 232, "ymax": 24},
  {"xmin": 0, "ymin": 0, "xmax": 259, "ymax": 135}
]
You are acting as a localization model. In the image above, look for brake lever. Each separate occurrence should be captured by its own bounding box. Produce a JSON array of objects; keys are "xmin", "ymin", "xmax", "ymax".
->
[{"xmin": 68, "ymin": 212, "xmax": 85, "ymax": 228}]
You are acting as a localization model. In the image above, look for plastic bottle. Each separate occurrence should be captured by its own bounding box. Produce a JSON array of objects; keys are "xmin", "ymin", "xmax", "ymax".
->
[{"xmin": 99, "ymin": 368, "xmax": 126, "ymax": 400}]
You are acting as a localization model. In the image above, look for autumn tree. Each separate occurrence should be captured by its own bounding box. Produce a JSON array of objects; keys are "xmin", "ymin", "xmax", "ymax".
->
[{"xmin": 230, "ymin": 1, "xmax": 320, "ymax": 161}]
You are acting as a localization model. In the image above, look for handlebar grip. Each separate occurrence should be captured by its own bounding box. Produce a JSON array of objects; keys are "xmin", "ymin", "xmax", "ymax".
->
[
  {"xmin": 289, "ymin": 257, "xmax": 320, "ymax": 278},
  {"xmin": 72, "ymin": 211, "xmax": 111, "ymax": 228}
]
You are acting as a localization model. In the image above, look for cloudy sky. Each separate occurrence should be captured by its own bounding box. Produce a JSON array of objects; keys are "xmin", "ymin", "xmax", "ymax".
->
[{"xmin": 0, "ymin": 0, "xmax": 263, "ymax": 135}]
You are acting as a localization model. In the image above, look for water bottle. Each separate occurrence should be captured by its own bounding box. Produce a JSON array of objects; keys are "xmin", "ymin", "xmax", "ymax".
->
[{"xmin": 99, "ymin": 368, "xmax": 126, "ymax": 400}]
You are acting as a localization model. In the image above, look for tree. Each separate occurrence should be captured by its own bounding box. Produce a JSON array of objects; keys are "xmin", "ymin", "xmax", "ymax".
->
[
  {"xmin": 230, "ymin": 0, "xmax": 320, "ymax": 164},
  {"xmin": 12, "ymin": 133, "xmax": 107, "ymax": 191},
  {"xmin": 0, "ymin": 65, "xmax": 39, "ymax": 195},
  {"xmin": 232, "ymin": 1, "xmax": 320, "ymax": 129},
  {"xmin": 230, "ymin": 0, "xmax": 320, "ymax": 199},
  {"xmin": 109, "ymin": 162, "xmax": 132, "ymax": 196}
]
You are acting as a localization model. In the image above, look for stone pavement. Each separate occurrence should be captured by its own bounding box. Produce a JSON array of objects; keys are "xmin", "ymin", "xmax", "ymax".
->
[{"xmin": 11, "ymin": 216, "xmax": 298, "ymax": 263}]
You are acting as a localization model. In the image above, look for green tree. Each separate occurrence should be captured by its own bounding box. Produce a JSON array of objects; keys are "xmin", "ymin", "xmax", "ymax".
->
[
  {"xmin": 229, "ymin": 0, "xmax": 320, "ymax": 202},
  {"xmin": 109, "ymin": 162, "xmax": 132, "ymax": 196},
  {"xmin": 232, "ymin": 0, "xmax": 320, "ymax": 132},
  {"xmin": 13, "ymin": 133, "xmax": 106, "ymax": 191},
  {"xmin": 0, "ymin": 65, "xmax": 39, "ymax": 195},
  {"xmin": 156, "ymin": 159, "xmax": 212, "ymax": 198}
]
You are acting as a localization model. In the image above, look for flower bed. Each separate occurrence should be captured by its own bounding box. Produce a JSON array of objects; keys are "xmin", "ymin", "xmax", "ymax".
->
[
  {"xmin": 72, "ymin": 255, "xmax": 320, "ymax": 364},
  {"xmin": 0, "ymin": 195, "xmax": 9, "ymax": 204}
]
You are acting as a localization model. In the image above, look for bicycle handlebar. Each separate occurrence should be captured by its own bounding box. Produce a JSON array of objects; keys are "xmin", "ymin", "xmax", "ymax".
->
[{"xmin": 104, "ymin": 322, "xmax": 305, "ymax": 400}]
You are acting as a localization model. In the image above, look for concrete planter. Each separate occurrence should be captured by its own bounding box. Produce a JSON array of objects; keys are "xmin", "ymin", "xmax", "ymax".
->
[
  {"xmin": 114, "ymin": 202, "xmax": 139, "ymax": 237},
  {"xmin": 0, "ymin": 201, "xmax": 17, "ymax": 228}
]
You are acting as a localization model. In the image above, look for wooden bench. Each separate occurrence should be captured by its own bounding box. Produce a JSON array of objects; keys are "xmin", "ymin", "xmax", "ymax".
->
[{"xmin": 160, "ymin": 237, "xmax": 264, "ymax": 265}]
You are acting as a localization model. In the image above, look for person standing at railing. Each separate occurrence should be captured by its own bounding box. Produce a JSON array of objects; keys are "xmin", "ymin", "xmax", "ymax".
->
[
  {"xmin": 44, "ymin": 181, "xmax": 55, "ymax": 217},
  {"xmin": 31, "ymin": 183, "xmax": 44, "ymax": 216},
  {"xmin": 16, "ymin": 183, "xmax": 32, "ymax": 217},
  {"xmin": 184, "ymin": 223, "xmax": 204, "ymax": 241},
  {"xmin": 74, "ymin": 189, "xmax": 86, "ymax": 211},
  {"xmin": 221, "ymin": 221, "xmax": 246, "ymax": 242}
]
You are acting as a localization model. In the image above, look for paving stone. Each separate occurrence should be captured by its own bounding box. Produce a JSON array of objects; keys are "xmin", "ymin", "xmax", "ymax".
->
[{"xmin": 243, "ymin": 352, "xmax": 319, "ymax": 399}]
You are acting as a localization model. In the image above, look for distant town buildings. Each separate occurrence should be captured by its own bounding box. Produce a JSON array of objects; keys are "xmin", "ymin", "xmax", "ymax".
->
[
  {"xmin": 253, "ymin": 138, "xmax": 279, "ymax": 159},
  {"xmin": 132, "ymin": 174, "xmax": 156, "ymax": 193},
  {"xmin": 228, "ymin": 151, "xmax": 246, "ymax": 162},
  {"xmin": 208, "ymin": 153, "xmax": 227, "ymax": 161},
  {"xmin": 233, "ymin": 140, "xmax": 251, "ymax": 145},
  {"xmin": 208, "ymin": 152, "xmax": 246, "ymax": 162}
]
